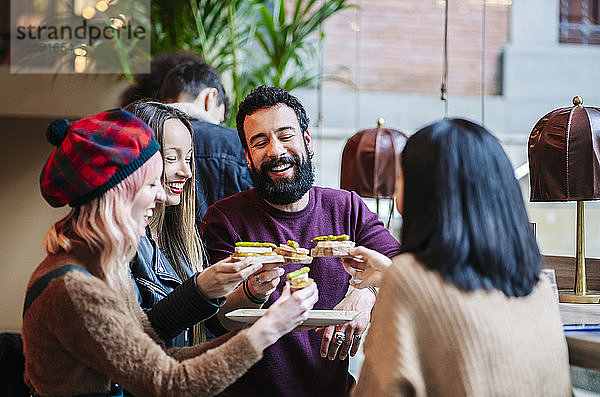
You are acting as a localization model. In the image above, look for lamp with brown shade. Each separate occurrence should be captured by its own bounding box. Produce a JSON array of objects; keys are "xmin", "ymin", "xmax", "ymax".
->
[
  {"xmin": 340, "ymin": 118, "xmax": 408, "ymax": 228},
  {"xmin": 529, "ymin": 96, "xmax": 600, "ymax": 303}
]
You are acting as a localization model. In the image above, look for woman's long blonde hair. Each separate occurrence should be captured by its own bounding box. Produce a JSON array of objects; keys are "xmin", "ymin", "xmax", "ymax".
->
[
  {"xmin": 43, "ymin": 152, "xmax": 163, "ymax": 294},
  {"xmin": 124, "ymin": 101, "xmax": 203, "ymax": 278}
]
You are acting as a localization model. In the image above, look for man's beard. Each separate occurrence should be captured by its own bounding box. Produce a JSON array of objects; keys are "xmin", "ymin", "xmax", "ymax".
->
[{"xmin": 251, "ymin": 154, "xmax": 314, "ymax": 206}]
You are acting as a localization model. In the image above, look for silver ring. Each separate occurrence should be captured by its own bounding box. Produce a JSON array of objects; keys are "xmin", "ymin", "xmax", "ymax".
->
[
  {"xmin": 254, "ymin": 275, "xmax": 265, "ymax": 284},
  {"xmin": 353, "ymin": 334, "xmax": 362, "ymax": 340},
  {"xmin": 334, "ymin": 331, "xmax": 346, "ymax": 345}
]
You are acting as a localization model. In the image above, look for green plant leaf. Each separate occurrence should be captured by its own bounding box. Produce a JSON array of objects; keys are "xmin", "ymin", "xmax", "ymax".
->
[{"xmin": 149, "ymin": 0, "xmax": 353, "ymax": 125}]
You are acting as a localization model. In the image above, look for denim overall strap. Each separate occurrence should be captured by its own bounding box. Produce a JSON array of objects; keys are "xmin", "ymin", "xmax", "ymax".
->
[
  {"xmin": 23, "ymin": 266, "xmax": 124, "ymax": 397},
  {"xmin": 23, "ymin": 265, "xmax": 91, "ymax": 317}
]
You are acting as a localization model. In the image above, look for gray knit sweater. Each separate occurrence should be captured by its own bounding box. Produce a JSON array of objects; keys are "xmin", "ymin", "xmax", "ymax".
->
[{"xmin": 353, "ymin": 253, "xmax": 571, "ymax": 396}]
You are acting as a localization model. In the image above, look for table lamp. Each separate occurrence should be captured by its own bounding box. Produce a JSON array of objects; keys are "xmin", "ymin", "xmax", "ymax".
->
[
  {"xmin": 528, "ymin": 96, "xmax": 600, "ymax": 303},
  {"xmin": 340, "ymin": 118, "xmax": 407, "ymax": 225}
]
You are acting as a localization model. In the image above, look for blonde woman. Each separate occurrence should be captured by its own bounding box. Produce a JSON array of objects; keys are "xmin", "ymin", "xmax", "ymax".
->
[
  {"xmin": 125, "ymin": 101, "xmax": 259, "ymax": 346},
  {"xmin": 23, "ymin": 109, "xmax": 318, "ymax": 396}
]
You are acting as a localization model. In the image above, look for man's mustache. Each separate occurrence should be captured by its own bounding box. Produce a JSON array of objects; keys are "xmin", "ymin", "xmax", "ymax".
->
[{"xmin": 260, "ymin": 155, "xmax": 301, "ymax": 173}]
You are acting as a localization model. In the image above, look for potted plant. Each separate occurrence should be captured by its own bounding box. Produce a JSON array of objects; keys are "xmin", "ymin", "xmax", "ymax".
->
[{"xmin": 150, "ymin": 0, "xmax": 353, "ymax": 124}]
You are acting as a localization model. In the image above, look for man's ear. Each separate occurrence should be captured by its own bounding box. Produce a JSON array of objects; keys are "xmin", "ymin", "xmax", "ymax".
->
[
  {"xmin": 245, "ymin": 150, "xmax": 253, "ymax": 169},
  {"xmin": 204, "ymin": 88, "xmax": 218, "ymax": 112},
  {"xmin": 304, "ymin": 129, "xmax": 313, "ymax": 157}
]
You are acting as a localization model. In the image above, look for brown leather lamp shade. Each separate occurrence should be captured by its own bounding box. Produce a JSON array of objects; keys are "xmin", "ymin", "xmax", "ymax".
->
[
  {"xmin": 529, "ymin": 97, "xmax": 600, "ymax": 202},
  {"xmin": 341, "ymin": 119, "xmax": 407, "ymax": 198}
]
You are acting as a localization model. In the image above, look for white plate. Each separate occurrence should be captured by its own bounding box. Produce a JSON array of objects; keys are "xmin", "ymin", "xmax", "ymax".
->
[{"xmin": 225, "ymin": 309, "xmax": 360, "ymax": 327}]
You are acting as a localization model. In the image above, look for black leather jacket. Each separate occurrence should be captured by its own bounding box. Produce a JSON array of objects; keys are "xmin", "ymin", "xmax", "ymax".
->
[{"xmin": 130, "ymin": 234, "xmax": 222, "ymax": 347}]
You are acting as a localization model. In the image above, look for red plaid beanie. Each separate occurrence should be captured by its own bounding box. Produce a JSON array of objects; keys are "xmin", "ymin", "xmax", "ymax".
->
[{"xmin": 40, "ymin": 109, "xmax": 160, "ymax": 207}]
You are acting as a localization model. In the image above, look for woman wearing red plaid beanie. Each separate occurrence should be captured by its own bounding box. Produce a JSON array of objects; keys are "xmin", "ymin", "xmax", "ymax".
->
[
  {"xmin": 126, "ymin": 101, "xmax": 266, "ymax": 347},
  {"xmin": 22, "ymin": 109, "xmax": 318, "ymax": 396}
]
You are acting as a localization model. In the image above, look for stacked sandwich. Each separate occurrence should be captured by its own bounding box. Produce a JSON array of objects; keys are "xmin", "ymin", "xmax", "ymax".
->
[
  {"xmin": 232, "ymin": 242, "xmax": 284, "ymax": 265},
  {"xmin": 286, "ymin": 267, "xmax": 314, "ymax": 291},
  {"xmin": 275, "ymin": 240, "xmax": 313, "ymax": 264},
  {"xmin": 310, "ymin": 234, "xmax": 356, "ymax": 258}
]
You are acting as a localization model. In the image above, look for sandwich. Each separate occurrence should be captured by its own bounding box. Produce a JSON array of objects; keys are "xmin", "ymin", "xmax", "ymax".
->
[
  {"xmin": 274, "ymin": 240, "xmax": 313, "ymax": 264},
  {"xmin": 286, "ymin": 267, "xmax": 314, "ymax": 291},
  {"xmin": 310, "ymin": 234, "xmax": 356, "ymax": 258},
  {"xmin": 232, "ymin": 242, "xmax": 284, "ymax": 265}
]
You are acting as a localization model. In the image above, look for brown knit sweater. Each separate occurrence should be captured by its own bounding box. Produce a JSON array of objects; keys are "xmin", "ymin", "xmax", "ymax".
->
[
  {"xmin": 352, "ymin": 253, "xmax": 571, "ymax": 397},
  {"xmin": 22, "ymin": 253, "xmax": 263, "ymax": 397}
]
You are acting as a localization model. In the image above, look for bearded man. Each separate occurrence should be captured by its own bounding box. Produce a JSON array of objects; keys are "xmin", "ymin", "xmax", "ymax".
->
[{"xmin": 200, "ymin": 86, "xmax": 401, "ymax": 397}]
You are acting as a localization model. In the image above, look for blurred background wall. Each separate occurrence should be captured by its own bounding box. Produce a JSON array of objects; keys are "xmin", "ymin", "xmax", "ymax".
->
[{"xmin": 0, "ymin": 73, "xmax": 127, "ymax": 332}]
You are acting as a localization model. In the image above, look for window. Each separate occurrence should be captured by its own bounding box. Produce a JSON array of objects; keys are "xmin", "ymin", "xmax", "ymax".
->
[{"xmin": 559, "ymin": 0, "xmax": 600, "ymax": 45}]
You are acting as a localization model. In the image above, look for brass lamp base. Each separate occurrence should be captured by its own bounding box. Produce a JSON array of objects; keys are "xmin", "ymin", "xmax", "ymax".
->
[
  {"xmin": 559, "ymin": 292, "xmax": 600, "ymax": 304},
  {"xmin": 563, "ymin": 201, "xmax": 600, "ymax": 304}
]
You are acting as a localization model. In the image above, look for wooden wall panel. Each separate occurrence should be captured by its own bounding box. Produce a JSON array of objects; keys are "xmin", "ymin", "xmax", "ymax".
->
[{"xmin": 543, "ymin": 256, "xmax": 600, "ymax": 292}]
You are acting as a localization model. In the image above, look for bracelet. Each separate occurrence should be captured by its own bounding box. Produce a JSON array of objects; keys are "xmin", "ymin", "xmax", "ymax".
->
[
  {"xmin": 367, "ymin": 286, "xmax": 379, "ymax": 299},
  {"xmin": 242, "ymin": 280, "xmax": 268, "ymax": 305}
]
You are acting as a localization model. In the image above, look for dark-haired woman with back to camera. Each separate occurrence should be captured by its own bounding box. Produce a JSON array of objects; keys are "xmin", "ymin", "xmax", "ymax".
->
[{"xmin": 343, "ymin": 118, "xmax": 571, "ymax": 396}]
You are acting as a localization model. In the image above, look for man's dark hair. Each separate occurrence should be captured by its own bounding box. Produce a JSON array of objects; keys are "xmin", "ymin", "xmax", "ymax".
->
[
  {"xmin": 400, "ymin": 118, "xmax": 541, "ymax": 297},
  {"xmin": 161, "ymin": 62, "xmax": 230, "ymax": 119},
  {"xmin": 236, "ymin": 86, "xmax": 310, "ymax": 152},
  {"xmin": 119, "ymin": 51, "xmax": 203, "ymax": 107}
]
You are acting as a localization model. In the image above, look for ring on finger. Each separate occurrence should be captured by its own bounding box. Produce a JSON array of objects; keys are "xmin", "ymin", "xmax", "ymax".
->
[
  {"xmin": 352, "ymin": 334, "xmax": 362, "ymax": 341},
  {"xmin": 255, "ymin": 275, "xmax": 265, "ymax": 284},
  {"xmin": 334, "ymin": 331, "xmax": 346, "ymax": 345}
]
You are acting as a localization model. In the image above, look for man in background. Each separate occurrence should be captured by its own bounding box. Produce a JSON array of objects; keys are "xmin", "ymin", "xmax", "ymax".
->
[
  {"xmin": 119, "ymin": 51, "xmax": 202, "ymax": 106},
  {"xmin": 161, "ymin": 62, "xmax": 252, "ymax": 224}
]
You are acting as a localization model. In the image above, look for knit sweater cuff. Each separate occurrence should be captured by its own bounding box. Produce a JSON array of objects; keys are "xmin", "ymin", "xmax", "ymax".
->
[{"xmin": 147, "ymin": 275, "xmax": 220, "ymax": 341}]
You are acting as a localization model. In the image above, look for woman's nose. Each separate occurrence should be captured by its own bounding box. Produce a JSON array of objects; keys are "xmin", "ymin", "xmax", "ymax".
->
[
  {"xmin": 155, "ymin": 185, "xmax": 166, "ymax": 203},
  {"xmin": 178, "ymin": 160, "xmax": 193, "ymax": 179}
]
